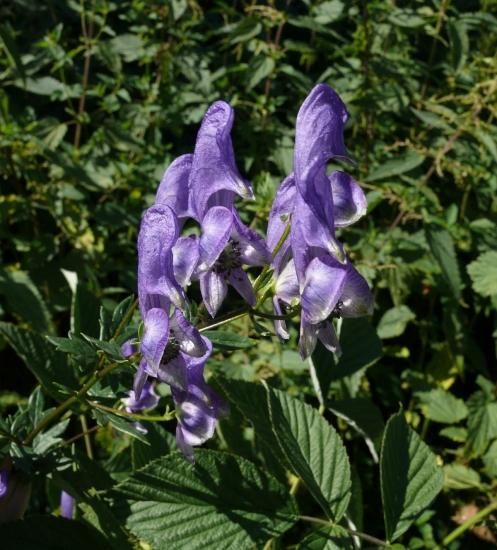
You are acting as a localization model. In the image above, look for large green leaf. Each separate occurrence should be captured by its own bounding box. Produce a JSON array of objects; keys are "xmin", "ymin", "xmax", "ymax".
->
[
  {"xmin": 380, "ymin": 410, "xmax": 444, "ymax": 541},
  {"xmin": 467, "ymin": 251, "xmax": 497, "ymax": 297},
  {"xmin": 425, "ymin": 226, "xmax": 462, "ymax": 300},
  {"xmin": 367, "ymin": 151, "xmax": 425, "ymax": 181},
  {"xmin": 0, "ymin": 322, "xmax": 77, "ymax": 399},
  {"xmin": 219, "ymin": 378, "xmax": 352, "ymax": 520},
  {"xmin": 115, "ymin": 450, "xmax": 296, "ymax": 550},
  {"xmin": 377, "ymin": 306, "xmax": 415, "ymax": 340},
  {"xmin": 0, "ymin": 516, "xmax": 110, "ymax": 550}
]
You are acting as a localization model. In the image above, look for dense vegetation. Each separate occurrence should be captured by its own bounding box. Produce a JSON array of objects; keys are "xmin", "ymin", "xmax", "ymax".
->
[{"xmin": 1, "ymin": 0, "xmax": 497, "ymax": 548}]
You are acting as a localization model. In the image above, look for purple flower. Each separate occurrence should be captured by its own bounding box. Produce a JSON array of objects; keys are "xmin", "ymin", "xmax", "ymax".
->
[
  {"xmin": 60, "ymin": 490, "xmax": 75, "ymax": 519},
  {"xmin": 188, "ymin": 101, "xmax": 271, "ymax": 317},
  {"xmin": 0, "ymin": 470, "xmax": 8, "ymax": 500},
  {"xmin": 266, "ymin": 84, "xmax": 373, "ymax": 358},
  {"xmin": 156, "ymin": 335, "xmax": 227, "ymax": 462},
  {"xmin": 123, "ymin": 380, "xmax": 159, "ymax": 413}
]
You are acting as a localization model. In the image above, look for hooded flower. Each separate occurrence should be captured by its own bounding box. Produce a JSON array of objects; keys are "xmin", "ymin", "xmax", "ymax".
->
[
  {"xmin": 188, "ymin": 101, "xmax": 271, "ymax": 317},
  {"xmin": 0, "ymin": 461, "xmax": 31, "ymax": 524},
  {"xmin": 266, "ymin": 84, "xmax": 373, "ymax": 358}
]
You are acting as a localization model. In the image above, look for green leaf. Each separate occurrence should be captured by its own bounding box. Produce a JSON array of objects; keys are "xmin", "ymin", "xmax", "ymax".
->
[
  {"xmin": 380, "ymin": 410, "xmax": 444, "ymax": 541},
  {"xmin": 377, "ymin": 306, "xmax": 415, "ymax": 339},
  {"xmin": 0, "ymin": 516, "xmax": 110, "ymax": 550},
  {"xmin": 439, "ymin": 426, "xmax": 467, "ymax": 443},
  {"xmin": 246, "ymin": 55, "xmax": 275, "ymax": 89},
  {"xmin": 0, "ymin": 270, "xmax": 52, "ymax": 333},
  {"xmin": 425, "ymin": 226, "xmax": 462, "ymax": 300},
  {"xmin": 467, "ymin": 251, "xmax": 497, "ymax": 297},
  {"xmin": 0, "ymin": 22, "xmax": 25, "ymax": 82},
  {"xmin": 366, "ymin": 151, "xmax": 425, "ymax": 181},
  {"xmin": 0, "ymin": 322, "xmax": 77, "ymax": 400},
  {"xmin": 201, "ymin": 330, "xmax": 255, "ymax": 350},
  {"xmin": 312, "ymin": 0, "xmax": 344, "ymax": 24},
  {"xmin": 115, "ymin": 450, "xmax": 296, "ymax": 549},
  {"xmin": 416, "ymin": 388, "xmax": 468, "ymax": 424},
  {"xmin": 329, "ymin": 398, "xmax": 384, "ymax": 461},
  {"xmin": 131, "ymin": 423, "xmax": 175, "ymax": 471},
  {"xmin": 389, "ymin": 9, "xmax": 426, "ymax": 28},
  {"xmin": 443, "ymin": 463, "xmax": 481, "ymax": 490},
  {"xmin": 473, "ymin": 129, "xmax": 497, "ymax": 162},
  {"xmin": 448, "ymin": 20, "xmax": 468, "ymax": 72},
  {"xmin": 466, "ymin": 399, "xmax": 497, "ymax": 456},
  {"xmin": 46, "ymin": 335, "xmax": 95, "ymax": 357},
  {"xmin": 219, "ymin": 378, "xmax": 352, "ymax": 520},
  {"xmin": 13, "ymin": 76, "xmax": 66, "ymax": 96},
  {"xmin": 482, "ymin": 440, "xmax": 497, "ymax": 478},
  {"xmin": 92, "ymin": 409, "xmax": 149, "ymax": 444},
  {"xmin": 298, "ymin": 525, "xmax": 353, "ymax": 549}
]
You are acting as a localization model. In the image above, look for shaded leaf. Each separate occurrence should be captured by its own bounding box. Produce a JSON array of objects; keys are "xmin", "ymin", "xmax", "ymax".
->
[{"xmin": 377, "ymin": 306, "xmax": 415, "ymax": 339}]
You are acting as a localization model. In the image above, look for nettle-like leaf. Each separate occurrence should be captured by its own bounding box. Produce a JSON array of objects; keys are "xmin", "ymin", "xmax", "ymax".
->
[
  {"xmin": 467, "ymin": 250, "xmax": 497, "ymax": 298},
  {"xmin": 416, "ymin": 388, "xmax": 468, "ymax": 424},
  {"xmin": 380, "ymin": 410, "xmax": 444, "ymax": 542},
  {"xmin": 425, "ymin": 226, "xmax": 462, "ymax": 301},
  {"xmin": 114, "ymin": 450, "xmax": 297, "ymax": 550},
  {"xmin": 219, "ymin": 378, "xmax": 352, "ymax": 520},
  {"xmin": 298, "ymin": 525, "xmax": 353, "ymax": 550}
]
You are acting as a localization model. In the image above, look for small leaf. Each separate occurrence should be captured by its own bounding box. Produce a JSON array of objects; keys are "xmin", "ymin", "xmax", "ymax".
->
[
  {"xmin": 467, "ymin": 251, "xmax": 497, "ymax": 297},
  {"xmin": 312, "ymin": 0, "xmax": 344, "ymax": 24},
  {"xmin": 46, "ymin": 335, "xmax": 95, "ymax": 357},
  {"xmin": 426, "ymin": 226, "xmax": 462, "ymax": 300},
  {"xmin": 447, "ymin": 19, "xmax": 468, "ymax": 72},
  {"xmin": 443, "ymin": 463, "xmax": 481, "ymax": 490},
  {"xmin": 377, "ymin": 306, "xmax": 415, "ymax": 339},
  {"xmin": 367, "ymin": 151, "xmax": 425, "ymax": 181},
  {"xmin": 92, "ymin": 409, "xmax": 148, "ymax": 444},
  {"xmin": 115, "ymin": 450, "xmax": 296, "ymax": 549},
  {"xmin": 380, "ymin": 410, "xmax": 444, "ymax": 541},
  {"xmin": 416, "ymin": 388, "xmax": 468, "ymax": 424},
  {"xmin": 246, "ymin": 55, "xmax": 275, "ymax": 89},
  {"xmin": 201, "ymin": 330, "xmax": 255, "ymax": 350}
]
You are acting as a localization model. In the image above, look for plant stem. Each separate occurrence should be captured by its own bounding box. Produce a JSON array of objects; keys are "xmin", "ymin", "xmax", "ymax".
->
[
  {"xmin": 435, "ymin": 500, "xmax": 497, "ymax": 548},
  {"xmin": 87, "ymin": 400, "xmax": 175, "ymax": 422},
  {"xmin": 298, "ymin": 516, "xmax": 388, "ymax": 547},
  {"xmin": 79, "ymin": 414, "xmax": 93, "ymax": 459}
]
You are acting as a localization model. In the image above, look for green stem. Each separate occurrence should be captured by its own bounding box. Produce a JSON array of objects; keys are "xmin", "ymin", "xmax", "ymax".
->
[
  {"xmin": 24, "ymin": 360, "xmax": 122, "ymax": 445},
  {"xmin": 87, "ymin": 400, "xmax": 175, "ymax": 422},
  {"xmin": 79, "ymin": 414, "xmax": 93, "ymax": 459},
  {"xmin": 435, "ymin": 500, "xmax": 497, "ymax": 548}
]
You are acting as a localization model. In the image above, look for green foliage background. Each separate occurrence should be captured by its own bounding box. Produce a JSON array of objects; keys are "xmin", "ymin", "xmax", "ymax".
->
[{"xmin": 1, "ymin": 0, "xmax": 497, "ymax": 548}]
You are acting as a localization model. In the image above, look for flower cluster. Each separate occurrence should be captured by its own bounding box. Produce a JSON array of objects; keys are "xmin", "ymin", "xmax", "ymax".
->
[
  {"xmin": 130, "ymin": 84, "xmax": 372, "ymax": 460},
  {"xmin": 267, "ymin": 84, "xmax": 373, "ymax": 359}
]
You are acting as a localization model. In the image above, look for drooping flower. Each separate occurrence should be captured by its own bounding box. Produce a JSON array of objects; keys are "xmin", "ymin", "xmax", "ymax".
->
[
  {"xmin": 60, "ymin": 491, "xmax": 75, "ymax": 519},
  {"xmin": 188, "ymin": 101, "xmax": 271, "ymax": 317},
  {"xmin": 0, "ymin": 470, "xmax": 8, "ymax": 499},
  {"xmin": 123, "ymin": 380, "xmax": 159, "ymax": 413}
]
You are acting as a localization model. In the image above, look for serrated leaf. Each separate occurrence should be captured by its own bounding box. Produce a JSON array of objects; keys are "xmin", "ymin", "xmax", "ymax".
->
[
  {"xmin": 443, "ymin": 463, "xmax": 481, "ymax": 490},
  {"xmin": 416, "ymin": 388, "xmax": 468, "ymax": 424},
  {"xmin": 482, "ymin": 440, "xmax": 497, "ymax": 478},
  {"xmin": 46, "ymin": 335, "xmax": 95, "ymax": 357},
  {"xmin": 448, "ymin": 20, "xmax": 468, "ymax": 71},
  {"xmin": 201, "ymin": 330, "xmax": 255, "ymax": 350},
  {"xmin": 246, "ymin": 55, "xmax": 275, "ymax": 89},
  {"xmin": 426, "ymin": 226, "xmax": 462, "ymax": 300},
  {"xmin": 467, "ymin": 251, "xmax": 497, "ymax": 297},
  {"xmin": 0, "ymin": 516, "xmax": 110, "ymax": 550},
  {"xmin": 367, "ymin": 151, "xmax": 425, "ymax": 181},
  {"xmin": 115, "ymin": 450, "xmax": 296, "ymax": 550},
  {"xmin": 298, "ymin": 525, "xmax": 353, "ymax": 549},
  {"xmin": 0, "ymin": 322, "xmax": 77, "ymax": 399},
  {"xmin": 466, "ymin": 398, "xmax": 497, "ymax": 456},
  {"xmin": 380, "ymin": 410, "xmax": 444, "ymax": 541},
  {"xmin": 377, "ymin": 306, "xmax": 415, "ymax": 339},
  {"xmin": 219, "ymin": 378, "xmax": 352, "ymax": 520},
  {"xmin": 131, "ymin": 423, "xmax": 175, "ymax": 471},
  {"xmin": 0, "ymin": 270, "xmax": 52, "ymax": 333},
  {"xmin": 92, "ymin": 409, "xmax": 149, "ymax": 444}
]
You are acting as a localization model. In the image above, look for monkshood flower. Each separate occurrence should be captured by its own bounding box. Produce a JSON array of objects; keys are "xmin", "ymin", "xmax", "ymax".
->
[
  {"xmin": 123, "ymin": 379, "xmax": 159, "ymax": 413},
  {"xmin": 267, "ymin": 84, "xmax": 372, "ymax": 358},
  {"xmin": 0, "ymin": 470, "xmax": 7, "ymax": 499},
  {"xmin": 156, "ymin": 336, "xmax": 227, "ymax": 462},
  {"xmin": 60, "ymin": 491, "xmax": 75, "ymax": 519},
  {"xmin": 187, "ymin": 100, "xmax": 271, "ymax": 317},
  {"xmin": 0, "ymin": 463, "xmax": 31, "ymax": 524}
]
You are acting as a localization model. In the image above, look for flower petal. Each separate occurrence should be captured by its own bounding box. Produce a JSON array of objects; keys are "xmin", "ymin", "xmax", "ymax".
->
[
  {"xmin": 190, "ymin": 101, "xmax": 254, "ymax": 219},
  {"xmin": 272, "ymin": 297, "xmax": 289, "ymax": 340},
  {"xmin": 176, "ymin": 392, "xmax": 217, "ymax": 447},
  {"xmin": 138, "ymin": 205, "xmax": 184, "ymax": 313},
  {"xmin": 133, "ymin": 359, "xmax": 149, "ymax": 400},
  {"xmin": 140, "ymin": 307, "xmax": 169, "ymax": 376},
  {"xmin": 60, "ymin": 491, "xmax": 75, "ymax": 520},
  {"xmin": 173, "ymin": 235, "xmax": 200, "ymax": 288},
  {"xmin": 200, "ymin": 270, "xmax": 228, "ymax": 317},
  {"xmin": 198, "ymin": 206, "xmax": 233, "ymax": 272},
  {"xmin": 123, "ymin": 380, "xmax": 159, "ymax": 412},
  {"xmin": 169, "ymin": 309, "xmax": 207, "ymax": 357},
  {"xmin": 155, "ymin": 154, "xmax": 193, "ymax": 220},
  {"xmin": 331, "ymin": 171, "xmax": 367, "ymax": 227},
  {"xmin": 341, "ymin": 264, "xmax": 374, "ymax": 317},
  {"xmin": 317, "ymin": 321, "xmax": 341, "ymax": 354},
  {"xmin": 158, "ymin": 353, "xmax": 188, "ymax": 390},
  {"xmin": 228, "ymin": 267, "xmax": 256, "ymax": 306},
  {"xmin": 299, "ymin": 317, "xmax": 318, "ymax": 359},
  {"xmin": 301, "ymin": 255, "xmax": 348, "ymax": 324},
  {"xmin": 232, "ymin": 214, "xmax": 271, "ymax": 266},
  {"xmin": 275, "ymin": 259, "xmax": 299, "ymax": 305}
]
